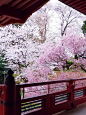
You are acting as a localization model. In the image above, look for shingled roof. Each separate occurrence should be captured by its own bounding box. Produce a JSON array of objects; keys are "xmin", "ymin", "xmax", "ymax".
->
[{"xmin": 0, "ymin": 0, "xmax": 86, "ymax": 26}]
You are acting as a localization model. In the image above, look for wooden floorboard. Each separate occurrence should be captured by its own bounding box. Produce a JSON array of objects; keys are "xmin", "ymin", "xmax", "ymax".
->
[{"xmin": 53, "ymin": 102, "xmax": 86, "ymax": 115}]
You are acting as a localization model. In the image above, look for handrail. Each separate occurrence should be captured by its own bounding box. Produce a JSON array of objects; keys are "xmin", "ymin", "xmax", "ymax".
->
[
  {"xmin": 16, "ymin": 77, "xmax": 86, "ymax": 88},
  {"xmin": 1, "ymin": 77, "xmax": 86, "ymax": 115},
  {"xmin": 17, "ymin": 77, "xmax": 86, "ymax": 115}
]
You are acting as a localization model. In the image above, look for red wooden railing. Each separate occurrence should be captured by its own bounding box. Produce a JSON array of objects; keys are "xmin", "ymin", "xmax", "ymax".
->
[
  {"xmin": 16, "ymin": 78, "xmax": 86, "ymax": 115},
  {"xmin": 1, "ymin": 73, "xmax": 86, "ymax": 115}
]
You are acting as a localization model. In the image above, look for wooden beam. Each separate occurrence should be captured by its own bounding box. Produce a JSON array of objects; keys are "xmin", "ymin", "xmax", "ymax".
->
[
  {"xmin": 8, "ymin": 0, "xmax": 22, "ymax": 7},
  {"xmin": 76, "ymin": 8, "xmax": 86, "ymax": 14},
  {"xmin": 15, "ymin": 0, "xmax": 31, "ymax": 9},
  {"xmin": 0, "ymin": 5, "xmax": 24, "ymax": 20},
  {"xmin": 0, "ymin": 0, "xmax": 12, "ymax": 6},
  {"xmin": 60, "ymin": 0, "xmax": 72, "ymax": 4},
  {"xmin": 23, "ymin": 0, "xmax": 49, "ymax": 20},
  {"xmin": 0, "ymin": 15, "xmax": 6, "ymax": 21},
  {"xmin": 0, "ymin": 18, "xmax": 23, "ymax": 26},
  {"xmin": 70, "ymin": 1, "xmax": 86, "ymax": 8},
  {"xmin": 0, "ymin": 17, "xmax": 11, "ymax": 25},
  {"xmin": 22, "ymin": 0, "xmax": 40, "ymax": 10},
  {"xmin": 66, "ymin": 0, "xmax": 82, "ymax": 6},
  {"xmin": 75, "ymin": 6, "xmax": 86, "ymax": 12},
  {"xmin": 60, "ymin": 0, "xmax": 86, "ymax": 15}
]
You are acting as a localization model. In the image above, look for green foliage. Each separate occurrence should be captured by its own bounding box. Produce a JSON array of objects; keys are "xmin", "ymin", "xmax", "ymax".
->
[
  {"xmin": 22, "ymin": 77, "xmax": 28, "ymax": 83},
  {"xmin": 62, "ymin": 60, "xmax": 74, "ymax": 70},
  {"xmin": 63, "ymin": 69, "xmax": 70, "ymax": 72},
  {"xmin": 0, "ymin": 54, "xmax": 9, "ymax": 84},
  {"xmin": 12, "ymin": 23, "xmax": 22, "ymax": 28},
  {"xmin": 14, "ymin": 74, "xmax": 19, "ymax": 78},
  {"xmin": 15, "ymin": 80, "xmax": 20, "ymax": 84},
  {"xmin": 81, "ymin": 21, "xmax": 86, "ymax": 35},
  {"xmin": 53, "ymin": 61, "xmax": 74, "ymax": 71},
  {"xmin": 66, "ymin": 61, "xmax": 74, "ymax": 70},
  {"xmin": 20, "ymin": 64, "xmax": 26, "ymax": 68},
  {"xmin": 66, "ymin": 61, "xmax": 74, "ymax": 66},
  {"xmin": 53, "ymin": 68, "xmax": 61, "ymax": 71}
]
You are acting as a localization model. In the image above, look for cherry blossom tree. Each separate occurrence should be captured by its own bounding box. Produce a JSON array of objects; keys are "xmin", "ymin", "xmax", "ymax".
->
[
  {"xmin": 25, "ymin": 1, "xmax": 54, "ymax": 44},
  {"xmin": 62, "ymin": 32, "xmax": 86, "ymax": 59},
  {"xmin": 62, "ymin": 31, "xmax": 86, "ymax": 72},
  {"xmin": 52, "ymin": 1, "xmax": 86, "ymax": 37},
  {"xmin": 0, "ymin": 25, "xmax": 41, "ymax": 74},
  {"xmin": 38, "ymin": 42, "xmax": 67, "ymax": 70}
]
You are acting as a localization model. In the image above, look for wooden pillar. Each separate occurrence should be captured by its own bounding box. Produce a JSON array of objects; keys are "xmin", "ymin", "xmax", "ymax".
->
[
  {"xmin": 3, "ymin": 69, "xmax": 16, "ymax": 115},
  {"xmin": 83, "ymin": 89, "xmax": 86, "ymax": 96},
  {"xmin": 16, "ymin": 86, "xmax": 21, "ymax": 115},
  {"xmin": 0, "ymin": 85, "xmax": 4, "ymax": 115},
  {"xmin": 67, "ymin": 79, "xmax": 75, "ymax": 109}
]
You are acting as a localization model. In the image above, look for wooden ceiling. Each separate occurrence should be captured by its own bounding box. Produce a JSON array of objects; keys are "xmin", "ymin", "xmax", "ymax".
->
[
  {"xmin": 0, "ymin": 0, "xmax": 49, "ymax": 26},
  {"xmin": 0, "ymin": 0, "xmax": 86, "ymax": 26},
  {"xmin": 59, "ymin": 0, "xmax": 86, "ymax": 15}
]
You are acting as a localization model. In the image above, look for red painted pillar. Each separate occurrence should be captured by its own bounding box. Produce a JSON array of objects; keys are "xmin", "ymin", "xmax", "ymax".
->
[
  {"xmin": 3, "ymin": 69, "xmax": 16, "ymax": 115},
  {"xmin": 67, "ymin": 79, "xmax": 75, "ymax": 109},
  {"xmin": 16, "ymin": 86, "xmax": 21, "ymax": 115},
  {"xmin": 0, "ymin": 85, "xmax": 4, "ymax": 115},
  {"xmin": 83, "ymin": 89, "xmax": 86, "ymax": 96}
]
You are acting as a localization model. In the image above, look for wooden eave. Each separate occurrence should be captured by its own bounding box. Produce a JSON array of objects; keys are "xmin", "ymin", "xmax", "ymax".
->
[
  {"xmin": 0, "ymin": 0, "xmax": 49, "ymax": 26},
  {"xmin": 0, "ymin": 0, "xmax": 86, "ymax": 26},
  {"xmin": 59, "ymin": 0, "xmax": 86, "ymax": 15}
]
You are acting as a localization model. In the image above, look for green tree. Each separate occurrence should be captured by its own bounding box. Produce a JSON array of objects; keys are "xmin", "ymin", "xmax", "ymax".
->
[
  {"xmin": 81, "ymin": 21, "xmax": 86, "ymax": 35},
  {"xmin": 0, "ymin": 53, "xmax": 9, "ymax": 84}
]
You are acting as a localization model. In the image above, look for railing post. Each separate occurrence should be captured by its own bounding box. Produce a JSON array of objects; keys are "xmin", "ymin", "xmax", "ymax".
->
[
  {"xmin": 83, "ymin": 89, "xmax": 86, "ymax": 96},
  {"xmin": 48, "ymin": 84, "xmax": 50, "ymax": 94},
  {"xmin": 3, "ymin": 69, "xmax": 16, "ymax": 115},
  {"xmin": 67, "ymin": 79, "xmax": 75, "ymax": 109},
  {"xmin": 0, "ymin": 85, "xmax": 4, "ymax": 115},
  {"xmin": 16, "ymin": 86, "xmax": 21, "ymax": 115}
]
